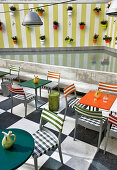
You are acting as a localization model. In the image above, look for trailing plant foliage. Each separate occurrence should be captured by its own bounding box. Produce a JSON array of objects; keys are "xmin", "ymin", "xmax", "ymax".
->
[
  {"xmin": 40, "ymin": 35, "xmax": 45, "ymax": 40},
  {"xmin": 67, "ymin": 6, "xmax": 73, "ymax": 11},
  {"xmin": 9, "ymin": 6, "xmax": 16, "ymax": 11},
  {"xmin": 36, "ymin": 8, "xmax": 45, "ymax": 12},
  {"xmin": 79, "ymin": 22, "xmax": 85, "ymax": 25},
  {"xmin": 65, "ymin": 36, "xmax": 73, "ymax": 42},
  {"xmin": 11, "ymin": 36, "xmax": 17, "ymax": 40},
  {"xmin": 93, "ymin": 33, "xmax": 99, "ymax": 39},
  {"xmin": 103, "ymin": 35, "xmax": 112, "ymax": 40},
  {"xmin": 93, "ymin": 7, "xmax": 101, "ymax": 12},
  {"xmin": 53, "ymin": 21, "xmax": 59, "ymax": 26},
  {"xmin": 0, "ymin": 21, "xmax": 2, "ymax": 26},
  {"xmin": 101, "ymin": 20, "xmax": 108, "ymax": 25}
]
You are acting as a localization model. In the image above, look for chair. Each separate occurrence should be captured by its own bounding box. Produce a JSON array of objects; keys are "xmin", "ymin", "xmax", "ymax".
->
[
  {"xmin": 98, "ymin": 82, "xmax": 117, "ymax": 95},
  {"xmin": 44, "ymin": 71, "xmax": 60, "ymax": 93},
  {"xmin": 63, "ymin": 84, "xmax": 87, "ymax": 120},
  {"xmin": 74, "ymin": 104, "xmax": 107, "ymax": 151},
  {"xmin": 8, "ymin": 85, "xmax": 35, "ymax": 117},
  {"xmin": 32, "ymin": 108, "xmax": 64, "ymax": 170},
  {"xmin": 3, "ymin": 65, "xmax": 20, "ymax": 84},
  {"xmin": 104, "ymin": 114, "xmax": 117, "ymax": 154}
]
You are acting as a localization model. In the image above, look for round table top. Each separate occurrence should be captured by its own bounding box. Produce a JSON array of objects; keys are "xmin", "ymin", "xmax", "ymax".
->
[{"xmin": 0, "ymin": 128, "xmax": 34, "ymax": 170}]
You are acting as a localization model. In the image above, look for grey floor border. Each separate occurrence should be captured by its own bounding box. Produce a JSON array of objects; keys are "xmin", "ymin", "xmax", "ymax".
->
[{"xmin": 0, "ymin": 46, "xmax": 117, "ymax": 53}]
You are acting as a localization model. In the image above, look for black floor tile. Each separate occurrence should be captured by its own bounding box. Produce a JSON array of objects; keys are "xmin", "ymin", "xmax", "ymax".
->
[
  {"xmin": 26, "ymin": 108, "xmax": 42, "ymax": 124},
  {"xmin": 0, "ymin": 112, "xmax": 21, "ymax": 130}
]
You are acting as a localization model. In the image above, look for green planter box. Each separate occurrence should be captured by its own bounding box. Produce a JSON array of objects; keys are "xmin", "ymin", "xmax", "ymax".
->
[{"xmin": 49, "ymin": 92, "xmax": 59, "ymax": 111}]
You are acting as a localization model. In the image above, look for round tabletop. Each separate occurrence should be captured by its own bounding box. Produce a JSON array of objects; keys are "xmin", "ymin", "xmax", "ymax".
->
[{"xmin": 0, "ymin": 128, "xmax": 34, "ymax": 170}]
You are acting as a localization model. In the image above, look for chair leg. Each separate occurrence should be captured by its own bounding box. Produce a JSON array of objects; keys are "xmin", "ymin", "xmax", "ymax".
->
[
  {"xmin": 58, "ymin": 145, "xmax": 63, "ymax": 164},
  {"xmin": 11, "ymin": 97, "xmax": 13, "ymax": 114},
  {"xmin": 25, "ymin": 102, "xmax": 27, "ymax": 117},
  {"xmin": 34, "ymin": 157, "xmax": 38, "ymax": 170},
  {"xmin": 64, "ymin": 106, "xmax": 68, "ymax": 121},
  {"xmin": 104, "ymin": 124, "xmax": 110, "ymax": 154},
  {"xmin": 97, "ymin": 120, "xmax": 103, "ymax": 152},
  {"xmin": 74, "ymin": 112, "xmax": 78, "ymax": 141}
]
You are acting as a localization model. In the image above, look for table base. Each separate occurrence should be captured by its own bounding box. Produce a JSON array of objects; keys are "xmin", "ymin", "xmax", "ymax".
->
[{"xmin": 29, "ymin": 96, "xmax": 48, "ymax": 108}]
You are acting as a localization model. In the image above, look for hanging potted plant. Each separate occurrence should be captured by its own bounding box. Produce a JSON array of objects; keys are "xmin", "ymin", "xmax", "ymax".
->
[
  {"xmin": 93, "ymin": 7, "xmax": 101, "ymax": 15},
  {"xmin": 65, "ymin": 36, "xmax": 73, "ymax": 44},
  {"xmin": 103, "ymin": 35, "xmax": 112, "ymax": 43},
  {"xmin": 40, "ymin": 35, "xmax": 45, "ymax": 45},
  {"xmin": 79, "ymin": 22, "xmax": 85, "ymax": 30},
  {"xmin": 93, "ymin": 33, "xmax": 99, "ymax": 43},
  {"xmin": 115, "ymin": 37, "xmax": 117, "ymax": 44},
  {"xmin": 67, "ymin": 6, "xmax": 73, "ymax": 16},
  {"xmin": 53, "ymin": 21, "xmax": 59, "ymax": 30},
  {"xmin": 101, "ymin": 20, "xmax": 108, "ymax": 29},
  {"xmin": 12, "ymin": 36, "xmax": 18, "ymax": 44},
  {"xmin": 9, "ymin": 6, "xmax": 16, "ymax": 16},
  {"xmin": 0, "ymin": 21, "xmax": 3, "ymax": 31},
  {"xmin": 36, "ymin": 8, "xmax": 45, "ymax": 16}
]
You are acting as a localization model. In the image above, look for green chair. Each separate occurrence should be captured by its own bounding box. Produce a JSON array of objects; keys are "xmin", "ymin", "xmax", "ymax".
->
[
  {"xmin": 32, "ymin": 108, "xmax": 64, "ymax": 170},
  {"xmin": 74, "ymin": 104, "xmax": 107, "ymax": 151}
]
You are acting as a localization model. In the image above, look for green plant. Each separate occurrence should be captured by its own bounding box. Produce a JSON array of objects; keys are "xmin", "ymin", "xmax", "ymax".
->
[
  {"xmin": 0, "ymin": 21, "xmax": 2, "ymax": 26},
  {"xmin": 103, "ymin": 35, "xmax": 112, "ymax": 40},
  {"xmin": 40, "ymin": 35, "xmax": 45, "ymax": 40},
  {"xmin": 65, "ymin": 36, "xmax": 73, "ymax": 42},
  {"xmin": 101, "ymin": 20, "xmax": 108, "ymax": 25},
  {"xmin": 53, "ymin": 21, "xmax": 59, "ymax": 26},
  {"xmin": 36, "ymin": 8, "xmax": 44, "ymax": 12},
  {"xmin": 9, "ymin": 6, "xmax": 16, "ymax": 11},
  {"xmin": 93, "ymin": 33, "xmax": 99, "ymax": 39},
  {"xmin": 79, "ymin": 22, "xmax": 85, "ymax": 25},
  {"xmin": 93, "ymin": 7, "xmax": 101, "ymax": 12},
  {"xmin": 11, "ymin": 36, "xmax": 17, "ymax": 40},
  {"xmin": 67, "ymin": 6, "xmax": 73, "ymax": 11},
  {"xmin": 115, "ymin": 37, "xmax": 117, "ymax": 41}
]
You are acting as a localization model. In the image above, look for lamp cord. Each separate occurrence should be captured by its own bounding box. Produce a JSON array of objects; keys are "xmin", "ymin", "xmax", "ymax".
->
[{"xmin": 0, "ymin": 0, "xmax": 76, "ymax": 13}]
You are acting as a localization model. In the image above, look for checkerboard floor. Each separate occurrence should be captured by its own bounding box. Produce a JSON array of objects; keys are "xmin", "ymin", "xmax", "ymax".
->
[{"xmin": 0, "ymin": 81, "xmax": 117, "ymax": 170}]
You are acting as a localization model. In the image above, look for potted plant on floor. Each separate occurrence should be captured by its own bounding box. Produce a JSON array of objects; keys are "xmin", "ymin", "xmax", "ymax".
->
[
  {"xmin": 9, "ymin": 6, "xmax": 16, "ymax": 16},
  {"xmin": 103, "ymin": 35, "xmax": 112, "ymax": 43},
  {"xmin": 101, "ymin": 20, "xmax": 108, "ymax": 29},
  {"xmin": 79, "ymin": 22, "xmax": 85, "ymax": 29},
  {"xmin": 93, "ymin": 7, "xmax": 101, "ymax": 15},
  {"xmin": 67, "ymin": 6, "xmax": 73, "ymax": 16},
  {"xmin": 65, "ymin": 36, "xmax": 73, "ymax": 44},
  {"xmin": 36, "ymin": 8, "xmax": 44, "ymax": 16},
  {"xmin": 93, "ymin": 33, "xmax": 99, "ymax": 43},
  {"xmin": 0, "ymin": 21, "xmax": 3, "ymax": 31},
  {"xmin": 40, "ymin": 35, "xmax": 45, "ymax": 45},
  {"xmin": 12, "ymin": 36, "xmax": 18, "ymax": 44},
  {"xmin": 53, "ymin": 21, "xmax": 59, "ymax": 30}
]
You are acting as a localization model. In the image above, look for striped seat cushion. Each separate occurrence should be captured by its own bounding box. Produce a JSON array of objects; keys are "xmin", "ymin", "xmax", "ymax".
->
[
  {"xmin": 68, "ymin": 98, "xmax": 87, "ymax": 109},
  {"xmin": 32, "ymin": 130, "xmax": 58, "ymax": 158},
  {"xmin": 44, "ymin": 82, "xmax": 58, "ymax": 89},
  {"xmin": 13, "ymin": 92, "xmax": 35, "ymax": 101},
  {"xmin": 110, "ymin": 124, "xmax": 117, "ymax": 133},
  {"xmin": 79, "ymin": 116, "xmax": 106, "ymax": 127}
]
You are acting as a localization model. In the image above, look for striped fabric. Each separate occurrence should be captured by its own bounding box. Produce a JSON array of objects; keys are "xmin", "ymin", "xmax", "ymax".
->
[
  {"xmin": 64, "ymin": 84, "xmax": 76, "ymax": 98},
  {"xmin": 98, "ymin": 82, "xmax": 117, "ymax": 93},
  {"xmin": 14, "ymin": 93, "xmax": 35, "ymax": 101},
  {"xmin": 8, "ymin": 85, "xmax": 25, "ymax": 95},
  {"xmin": 47, "ymin": 71, "xmax": 60, "ymax": 80},
  {"xmin": 74, "ymin": 104, "xmax": 102, "ymax": 120},
  {"xmin": 108, "ymin": 114, "xmax": 117, "ymax": 126},
  {"xmin": 32, "ymin": 130, "xmax": 58, "ymax": 158},
  {"xmin": 10, "ymin": 65, "xmax": 20, "ymax": 72},
  {"xmin": 41, "ymin": 108, "xmax": 64, "ymax": 132}
]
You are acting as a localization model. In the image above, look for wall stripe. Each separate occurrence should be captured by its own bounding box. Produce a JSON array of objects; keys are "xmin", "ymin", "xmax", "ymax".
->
[
  {"xmin": 53, "ymin": 4, "xmax": 58, "ymax": 47},
  {"xmin": 0, "ymin": 4, "xmax": 5, "ymax": 48},
  {"xmin": 63, "ymin": 3, "xmax": 67, "ymax": 47},
  {"xmin": 58, "ymin": 4, "xmax": 63, "ymax": 47},
  {"xmin": 80, "ymin": 4, "xmax": 86, "ymax": 46},
  {"xmin": 44, "ymin": 4, "xmax": 49, "ymax": 47},
  {"xmin": 85, "ymin": 4, "xmax": 91, "ymax": 46},
  {"xmin": 49, "ymin": 5, "xmax": 54, "ymax": 47},
  {"xmin": 72, "ymin": 4, "xmax": 77, "ymax": 47}
]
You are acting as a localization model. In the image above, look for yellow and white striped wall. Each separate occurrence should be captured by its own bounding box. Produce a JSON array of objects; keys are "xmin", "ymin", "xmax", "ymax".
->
[{"xmin": 0, "ymin": 3, "xmax": 117, "ymax": 49}]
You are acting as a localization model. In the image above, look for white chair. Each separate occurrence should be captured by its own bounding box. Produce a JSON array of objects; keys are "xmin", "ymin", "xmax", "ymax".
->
[
  {"xmin": 8, "ymin": 85, "xmax": 35, "ymax": 117},
  {"xmin": 44, "ymin": 71, "xmax": 60, "ymax": 93},
  {"xmin": 104, "ymin": 114, "xmax": 117, "ymax": 154},
  {"xmin": 32, "ymin": 108, "xmax": 64, "ymax": 170},
  {"xmin": 74, "ymin": 104, "xmax": 107, "ymax": 151}
]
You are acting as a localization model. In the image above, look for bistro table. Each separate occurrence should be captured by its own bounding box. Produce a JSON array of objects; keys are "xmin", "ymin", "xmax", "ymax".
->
[
  {"xmin": 19, "ymin": 78, "xmax": 52, "ymax": 109},
  {"xmin": 78, "ymin": 91, "xmax": 117, "ymax": 117},
  {"xmin": 0, "ymin": 128, "xmax": 34, "ymax": 170}
]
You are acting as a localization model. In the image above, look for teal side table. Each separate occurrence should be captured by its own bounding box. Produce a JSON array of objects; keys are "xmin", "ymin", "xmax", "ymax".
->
[
  {"xmin": 0, "ymin": 128, "xmax": 34, "ymax": 170},
  {"xmin": 49, "ymin": 92, "xmax": 59, "ymax": 111}
]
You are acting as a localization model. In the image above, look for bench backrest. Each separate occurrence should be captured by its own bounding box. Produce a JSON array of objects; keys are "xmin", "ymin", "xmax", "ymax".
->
[{"xmin": 98, "ymin": 82, "xmax": 117, "ymax": 94}]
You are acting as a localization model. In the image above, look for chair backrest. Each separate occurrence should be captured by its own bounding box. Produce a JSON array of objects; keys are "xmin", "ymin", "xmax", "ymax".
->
[
  {"xmin": 10, "ymin": 65, "xmax": 20, "ymax": 74},
  {"xmin": 74, "ymin": 104, "xmax": 102, "ymax": 120},
  {"xmin": 108, "ymin": 114, "xmax": 117, "ymax": 126},
  {"xmin": 40, "ymin": 108, "xmax": 64, "ymax": 132},
  {"xmin": 8, "ymin": 85, "xmax": 25, "ymax": 95},
  {"xmin": 64, "ymin": 84, "xmax": 76, "ymax": 98},
  {"xmin": 98, "ymin": 82, "xmax": 117, "ymax": 94},
  {"xmin": 47, "ymin": 71, "xmax": 60, "ymax": 82}
]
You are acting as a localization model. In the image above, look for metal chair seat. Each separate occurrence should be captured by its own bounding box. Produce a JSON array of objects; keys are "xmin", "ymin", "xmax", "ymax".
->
[
  {"xmin": 13, "ymin": 92, "xmax": 35, "ymax": 101},
  {"xmin": 44, "ymin": 81, "xmax": 58, "ymax": 89},
  {"xmin": 32, "ymin": 129, "xmax": 58, "ymax": 158}
]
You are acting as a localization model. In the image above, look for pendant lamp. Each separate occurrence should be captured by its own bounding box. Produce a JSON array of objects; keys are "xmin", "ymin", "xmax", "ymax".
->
[{"xmin": 22, "ymin": 9, "xmax": 43, "ymax": 27}]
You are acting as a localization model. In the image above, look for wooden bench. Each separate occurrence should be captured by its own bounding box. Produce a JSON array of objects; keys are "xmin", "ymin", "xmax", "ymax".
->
[{"xmin": 98, "ymin": 82, "xmax": 117, "ymax": 95}]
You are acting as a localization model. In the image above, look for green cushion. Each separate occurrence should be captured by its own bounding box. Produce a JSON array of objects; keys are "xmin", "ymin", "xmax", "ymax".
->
[{"xmin": 49, "ymin": 92, "xmax": 59, "ymax": 111}]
